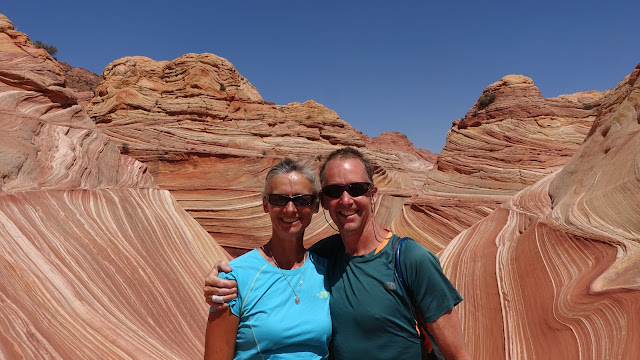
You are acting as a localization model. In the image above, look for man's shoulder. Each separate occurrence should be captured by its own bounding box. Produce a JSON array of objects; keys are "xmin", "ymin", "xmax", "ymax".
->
[
  {"xmin": 309, "ymin": 234, "xmax": 343, "ymax": 258},
  {"xmin": 393, "ymin": 235, "xmax": 440, "ymax": 267}
]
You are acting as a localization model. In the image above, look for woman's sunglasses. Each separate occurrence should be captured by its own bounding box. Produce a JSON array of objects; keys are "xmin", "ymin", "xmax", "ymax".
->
[
  {"xmin": 267, "ymin": 194, "xmax": 317, "ymax": 207},
  {"xmin": 321, "ymin": 182, "xmax": 371, "ymax": 199}
]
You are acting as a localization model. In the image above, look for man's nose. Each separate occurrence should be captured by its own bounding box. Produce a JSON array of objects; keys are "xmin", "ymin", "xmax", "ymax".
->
[{"xmin": 338, "ymin": 190, "xmax": 353, "ymax": 204}]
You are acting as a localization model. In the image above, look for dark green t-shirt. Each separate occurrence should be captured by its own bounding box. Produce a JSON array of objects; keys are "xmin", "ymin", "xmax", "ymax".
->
[{"xmin": 310, "ymin": 234, "xmax": 462, "ymax": 360}]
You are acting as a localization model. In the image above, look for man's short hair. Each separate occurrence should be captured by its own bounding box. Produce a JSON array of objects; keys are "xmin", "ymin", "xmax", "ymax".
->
[{"xmin": 319, "ymin": 147, "xmax": 374, "ymax": 187}]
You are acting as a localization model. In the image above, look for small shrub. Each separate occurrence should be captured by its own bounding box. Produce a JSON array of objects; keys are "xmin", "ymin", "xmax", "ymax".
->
[
  {"xmin": 33, "ymin": 40, "xmax": 58, "ymax": 58},
  {"xmin": 121, "ymin": 142, "xmax": 130, "ymax": 154},
  {"xmin": 305, "ymin": 115, "xmax": 311, "ymax": 119},
  {"xmin": 219, "ymin": 83, "xmax": 226, "ymax": 91},
  {"xmin": 582, "ymin": 103, "xmax": 594, "ymax": 110},
  {"xmin": 478, "ymin": 92, "xmax": 497, "ymax": 108}
]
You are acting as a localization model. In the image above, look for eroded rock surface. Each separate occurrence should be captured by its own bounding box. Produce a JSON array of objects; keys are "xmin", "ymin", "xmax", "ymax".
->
[
  {"xmin": 85, "ymin": 54, "xmax": 434, "ymax": 252},
  {"xmin": 440, "ymin": 65, "xmax": 640, "ymax": 359}
]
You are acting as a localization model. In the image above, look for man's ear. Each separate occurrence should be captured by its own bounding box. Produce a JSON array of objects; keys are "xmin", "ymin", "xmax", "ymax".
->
[
  {"xmin": 262, "ymin": 196, "xmax": 269, "ymax": 213},
  {"xmin": 371, "ymin": 186, "xmax": 378, "ymax": 204}
]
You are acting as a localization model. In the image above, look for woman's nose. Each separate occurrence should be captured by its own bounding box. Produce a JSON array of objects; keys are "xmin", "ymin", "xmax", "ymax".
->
[{"xmin": 283, "ymin": 200, "xmax": 297, "ymax": 212}]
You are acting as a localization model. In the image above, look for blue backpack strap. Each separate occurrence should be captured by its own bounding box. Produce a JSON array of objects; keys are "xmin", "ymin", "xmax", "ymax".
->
[
  {"xmin": 393, "ymin": 236, "xmax": 443, "ymax": 360},
  {"xmin": 394, "ymin": 236, "xmax": 409, "ymax": 292}
]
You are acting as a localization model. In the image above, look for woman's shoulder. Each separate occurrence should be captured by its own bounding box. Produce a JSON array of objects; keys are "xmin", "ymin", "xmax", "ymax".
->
[
  {"xmin": 221, "ymin": 249, "xmax": 268, "ymax": 280},
  {"xmin": 229, "ymin": 248, "xmax": 263, "ymax": 266}
]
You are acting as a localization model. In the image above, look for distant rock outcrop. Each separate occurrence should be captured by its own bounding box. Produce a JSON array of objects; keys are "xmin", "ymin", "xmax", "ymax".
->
[
  {"xmin": 394, "ymin": 74, "xmax": 607, "ymax": 252},
  {"xmin": 59, "ymin": 61, "xmax": 101, "ymax": 106},
  {"xmin": 0, "ymin": 14, "xmax": 228, "ymax": 359}
]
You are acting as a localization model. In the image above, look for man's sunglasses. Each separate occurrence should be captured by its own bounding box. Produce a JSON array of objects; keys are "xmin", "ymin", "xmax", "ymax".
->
[
  {"xmin": 267, "ymin": 194, "xmax": 317, "ymax": 207},
  {"xmin": 321, "ymin": 182, "xmax": 371, "ymax": 199}
]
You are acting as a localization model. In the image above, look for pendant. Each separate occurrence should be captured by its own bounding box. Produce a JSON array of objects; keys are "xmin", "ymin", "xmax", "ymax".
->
[{"xmin": 295, "ymin": 296, "xmax": 300, "ymax": 305}]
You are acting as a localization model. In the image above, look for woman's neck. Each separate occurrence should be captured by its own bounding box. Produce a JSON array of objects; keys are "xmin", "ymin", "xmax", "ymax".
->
[{"xmin": 262, "ymin": 237, "xmax": 306, "ymax": 270}]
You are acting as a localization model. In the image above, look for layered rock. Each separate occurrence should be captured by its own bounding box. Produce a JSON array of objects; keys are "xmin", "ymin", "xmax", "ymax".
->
[
  {"xmin": 0, "ymin": 14, "xmax": 228, "ymax": 359},
  {"xmin": 394, "ymin": 75, "xmax": 607, "ymax": 251},
  {"xmin": 85, "ymin": 54, "xmax": 434, "ymax": 253},
  {"xmin": 440, "ymin": 64, "xmax": 640, "ymax": 359}
]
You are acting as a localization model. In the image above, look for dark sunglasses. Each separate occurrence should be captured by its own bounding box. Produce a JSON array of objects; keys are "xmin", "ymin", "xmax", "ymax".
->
[
  {"xmin": 267, "ymin": 194, "xmax": 317, "ymax": 207},
  {"xmin": 321, "ymin": 182, "xmax": 371, "ymax": 199}
]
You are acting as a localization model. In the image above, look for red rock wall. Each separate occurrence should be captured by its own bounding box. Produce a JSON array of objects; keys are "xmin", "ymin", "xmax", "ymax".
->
[{"xmin": 3, "ymin": 10, "xmax": 639, "ymax": 359}]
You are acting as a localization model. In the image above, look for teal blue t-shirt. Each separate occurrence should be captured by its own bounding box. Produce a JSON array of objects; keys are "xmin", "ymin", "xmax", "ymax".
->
[
  {"xmin": 310, "ymin": 234, "xmax": 462, "ymax": 360},
  {"xmin": 213, "ymin": 250, "xmax": 331, "ymax": 360}
]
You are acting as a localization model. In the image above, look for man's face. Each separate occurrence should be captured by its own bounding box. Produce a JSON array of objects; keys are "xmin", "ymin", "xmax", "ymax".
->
[{"xmin": 321, "ymin": 158, "xmax": 377, "ymax": 235}]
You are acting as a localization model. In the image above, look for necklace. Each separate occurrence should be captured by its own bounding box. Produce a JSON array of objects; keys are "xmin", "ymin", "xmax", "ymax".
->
[{"xmin": 263, "ymin": 243, "xmax": 306, "ymax": 305}]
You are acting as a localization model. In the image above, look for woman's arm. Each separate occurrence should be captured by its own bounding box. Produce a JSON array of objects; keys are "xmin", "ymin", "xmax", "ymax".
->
[{"xmin": 204, "ymin": 308, "xmax": 240, "ymax": 360}]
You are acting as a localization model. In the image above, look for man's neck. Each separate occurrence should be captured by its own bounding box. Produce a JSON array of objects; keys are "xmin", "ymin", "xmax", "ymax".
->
[{"xmin": 342, "ymin": 222, "xmax": 388, "ymax": 256}]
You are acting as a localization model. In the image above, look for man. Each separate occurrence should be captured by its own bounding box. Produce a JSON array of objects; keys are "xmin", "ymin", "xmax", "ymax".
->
[{"xmin": 205, "ymin": 147, "xmax": 471, "ymax": 359}]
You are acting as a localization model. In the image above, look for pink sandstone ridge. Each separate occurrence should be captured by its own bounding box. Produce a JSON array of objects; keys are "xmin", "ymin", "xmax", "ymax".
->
[
  {"xmin": 439, "ymin": 64, "xmax": 640, "ymax": 358},
  {"xmin": 0, "ymin": 14, "xmax": 229, "ymax": 359}
]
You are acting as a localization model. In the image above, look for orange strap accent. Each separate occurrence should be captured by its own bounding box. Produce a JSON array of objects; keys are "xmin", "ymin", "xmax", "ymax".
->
[{"xmin": 374, "ymin": 230, "xmax": 393, "ymax": 255}]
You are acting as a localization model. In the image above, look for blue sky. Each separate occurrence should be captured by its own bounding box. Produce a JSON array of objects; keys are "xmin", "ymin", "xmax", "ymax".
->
[{"xmin": 2, "ymin": 1, "xmax": 639, "ymax": 153}]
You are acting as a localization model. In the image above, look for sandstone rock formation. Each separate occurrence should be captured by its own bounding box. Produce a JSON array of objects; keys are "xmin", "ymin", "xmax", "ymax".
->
[
  {"xmin": 394, "ymin": 75, "xmax": 608, "ymax": 252},
  {"xmin": 4, "ymin": 10, "xmax": 638, "ymax": 360},
  {"xmin": 0, "ymin": 14, "xmax": 229, "ymax": 359},
  {"xmin": 84, "ymin": 54, "xmax": 434, "ymax": 254},
  {"xmin": 59, "ymin": 62, "xmax": 101, "ymax": 106},
  {"xmin": 440, "ymin": 65, "xmax": 640, "ymax": 359}
]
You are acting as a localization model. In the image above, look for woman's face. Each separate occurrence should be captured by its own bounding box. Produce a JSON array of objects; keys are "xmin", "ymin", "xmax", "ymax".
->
[{"xmin": 263, "ymin": 172, "xmax": 318, "ymax": 241}]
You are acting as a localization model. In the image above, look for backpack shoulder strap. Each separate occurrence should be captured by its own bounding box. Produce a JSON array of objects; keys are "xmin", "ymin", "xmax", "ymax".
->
[
  {"xmin": 393, "ymin": 236, "xmax": 442, "ymax": 359},
  {"xmin": 393, "ymin": 236, "xmax": 409, "ymax": 292}
]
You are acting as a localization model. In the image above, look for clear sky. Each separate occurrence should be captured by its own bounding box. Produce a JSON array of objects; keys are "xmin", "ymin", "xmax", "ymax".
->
[{"xmin": 2, "ymin": 1, "xmax": 639, "ymax": 153}]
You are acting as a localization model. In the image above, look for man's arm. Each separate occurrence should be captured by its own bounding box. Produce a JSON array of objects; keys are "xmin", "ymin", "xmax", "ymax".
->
[
  {"xmin": 426, "ymin": 308, "xmax": 472, "ymax": 359},
  {"xmin": 399, "ymin": 239, "xmax": 471, "ymax": 358},
  {"xmin": 203, "ymin": 261, "xmax": 238, "ymax": 309},
  {"xmin": 204, "ymin": 308, "xmax": 239, "ymax": 360}
]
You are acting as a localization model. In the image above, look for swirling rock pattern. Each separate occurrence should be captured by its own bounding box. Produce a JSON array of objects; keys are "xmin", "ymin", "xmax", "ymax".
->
[
  {"xmin": 0, "ymin": 14, "xmax": 229, "ymax": 359},
  {"xmin": 440, "ymin": 65, "xmax": 640, "ymax": 359},
  {"xmin": 4, "ymin": 11, "xmax": 638, "ymax": 359},
  {"xmin": 396, "ymin": 75, "xmax": 607, "ymax": 251}
]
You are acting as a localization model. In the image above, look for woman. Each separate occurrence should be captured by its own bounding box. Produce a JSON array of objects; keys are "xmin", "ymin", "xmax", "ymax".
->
[{"xmin": 204, "ymin": 158, "xmax": 331, "ymax": 360}]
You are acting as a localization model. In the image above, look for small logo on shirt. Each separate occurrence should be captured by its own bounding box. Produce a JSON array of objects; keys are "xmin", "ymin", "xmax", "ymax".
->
[
  {"xmin": 317, "ymin": 291, "xmax": 329, "ymax": 299},
  {"xmin": 383, "ymin": 282, "xmax": 396, "ymax": 290}
]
